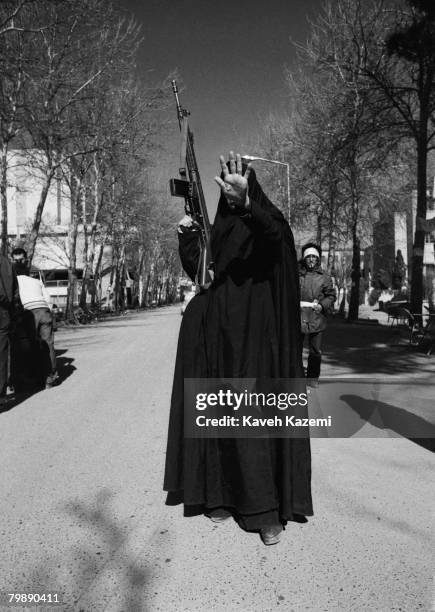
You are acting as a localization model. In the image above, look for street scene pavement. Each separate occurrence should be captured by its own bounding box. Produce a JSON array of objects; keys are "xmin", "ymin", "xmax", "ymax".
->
[{"xmin": 1, "ymin": 306, "xmax": 434, "ymax": 612}]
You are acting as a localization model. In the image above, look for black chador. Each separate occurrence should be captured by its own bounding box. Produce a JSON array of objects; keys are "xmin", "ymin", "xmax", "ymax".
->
[{"xmin": 164, "ymin": 169, "xmax": 313, "ymax": 531}]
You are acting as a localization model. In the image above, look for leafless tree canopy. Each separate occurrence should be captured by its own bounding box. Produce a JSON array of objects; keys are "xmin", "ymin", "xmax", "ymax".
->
[
  {"xmin": 0, "ymin": 0, "xmax": 182, "ymax": 318},
  {"xmin": 258, "ymin": 0, "xmax": 435, "ymax": 318}
]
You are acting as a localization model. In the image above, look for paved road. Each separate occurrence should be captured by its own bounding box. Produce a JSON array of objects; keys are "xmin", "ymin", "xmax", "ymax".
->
[{"xmin": 0, "ymin": 307, "xmax": 433, "ymax": 612}]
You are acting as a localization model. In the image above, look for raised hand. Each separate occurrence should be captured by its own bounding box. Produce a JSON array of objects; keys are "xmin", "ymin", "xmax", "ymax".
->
[
  {"xmin": 312, "ymin": 299, "xmax": 322, "ymax": 313},
  {"xmin": 177, "ymin": 214, "xmax": 200, "ymax": 234},
  {"xmin": 214, "ymin": 151, "xmax": 252, "ymax": 212}
]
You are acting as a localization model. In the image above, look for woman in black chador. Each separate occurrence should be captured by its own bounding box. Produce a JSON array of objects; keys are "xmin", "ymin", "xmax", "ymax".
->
[{"xmin": 164, "ymin": 152, "xmax": 312, "ymax": 545}]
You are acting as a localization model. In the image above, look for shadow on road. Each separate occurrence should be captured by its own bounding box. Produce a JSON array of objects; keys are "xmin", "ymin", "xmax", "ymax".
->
[
  {"xmin": 55, "ymin": 348, "xmax": 76, "ymax": 385},
  {"xmin": 0, "ymin": 348, "xmax": 76, "ymax": 415},
  {"xmin": 26, "ymin": 490, "xmax": 153, "ymax": 611},
  {"xmin": 342, "ymin": 394, "xmax": 435, "ymax": 453},
  {"xmin": 322, "ymin": 318, "xmax": 435, "ymax": 377},
  {"xmin": 0, "ymin": 389, "xmax": 35, "ymax": 414}
]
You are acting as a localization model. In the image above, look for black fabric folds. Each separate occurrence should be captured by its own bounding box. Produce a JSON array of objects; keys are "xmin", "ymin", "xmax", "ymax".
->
[{"xmin": 164, "ymin": 171, "xmax": 313, "ymax": 526}]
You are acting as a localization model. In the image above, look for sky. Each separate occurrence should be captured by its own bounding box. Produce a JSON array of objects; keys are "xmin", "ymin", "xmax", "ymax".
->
[{"xmin": 119, "ymin": 0, "xmax": 322, "ymax": 214}]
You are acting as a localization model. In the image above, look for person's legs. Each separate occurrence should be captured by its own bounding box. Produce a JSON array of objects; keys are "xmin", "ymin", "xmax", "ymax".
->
[
  {"xmin": 33, "ymin": 308, "xmax": 57, "ymax": 386},
  {"xmin": 300, "ymin": 333, "xmax": 306, "ymax": 375},
  {"xmin": 0, "ymin": 308, "xmax": 10, "ymax": 399},
  {"xmin": 307, "ymin": 332, "xmax": 322, "ymax": 381},
  {"xmin": 10, "ymin": 310, "xmax": 40, "ymax": 391}
]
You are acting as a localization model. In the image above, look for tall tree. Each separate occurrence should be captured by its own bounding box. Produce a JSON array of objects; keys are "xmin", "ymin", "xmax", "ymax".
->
[
  {"xmin": 0, "ymin": 0, "xmax": 46, "ymax": 254},
  {"xmin": 381, "ymin": 0, "xmax": 435, "ymax": 315},
  {"xmin": 20, "ymin": 0, "xmax": 140, "ymax": 265}
]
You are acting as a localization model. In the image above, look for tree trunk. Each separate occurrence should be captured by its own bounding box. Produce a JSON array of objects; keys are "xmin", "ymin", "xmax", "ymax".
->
[
  {"xmin": 326, "ymin": 191, "xmax": 337, "ymax": 273},
  {"xmin": 348, "ymin": 227, "xmax": 361, "ymax": 322},
  {"xmin": 27, "ymin": 169, "xmax": 55, "ymax": 266},
  {"xmin": 142, "ymin": 270, "xmax": 150, "ymax": 308},
  {"xmin": 338, "ymin": 286, "xmax": 346, "ymax": 317},
  {"xmin": 113, "ymin": 245, "xmax": 126, "ymax": 312},
  {"xmin": 81, "ymin": 155, "xmax": 103, "ymax": 308},
  {"xmin": 0, "ymin": 142, "xmax": 9, "ymax": 255},
  {"xmin": 66, "ymin": 222, "xmax": 79, "ymax": 321},
  {"xmin": 410, "ymin": 134, "xmax": 428, "ymax": 317},
  {"xmin": 79, "ymin": 199, "xmax": 89, "ymax": 308},
  {"xmin": 66, "ymin": 179, "xmax": 81, "ymax": 322},
  {"xmin": 327, "ymin": 232, "xmax": 337, "ymax": 275},
  {"xmin": 316, "ymin": 208, "xmax": 323, "ymax": 246},
  {"xmin": 137, "ymin": 247, "xmax": 145, "ymax": 307},
  {"xmin": 92, "ymin": 235, "xmax": 107, "ymax": 308},
  {"xmin": 113, "ymin": 262, "xmax": 120, "ymax": 312},
  {"xmin": 84, "ymin": 220, "xmax": 98, "ymax": 307},
  {"xmin": 157, "ymin": 280, "xmax": 163, "ymax": 305},
  {"xmin": 165, "ymin": 277, "xmax": 171, "ymax": 304}
]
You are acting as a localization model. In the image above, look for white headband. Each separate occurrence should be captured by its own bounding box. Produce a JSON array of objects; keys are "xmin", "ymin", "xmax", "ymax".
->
[{"xmin": 303, "ymin": 247, "xmax": 320, "ymax": 259}]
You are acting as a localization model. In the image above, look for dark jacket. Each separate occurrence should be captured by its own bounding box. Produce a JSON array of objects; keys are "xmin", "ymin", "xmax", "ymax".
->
[
  {"xmin": 299, "ymin": 263, "xmax": 336, "ymax": 333},
  {"xmin": 0, "ymin": 255, "xmax": 19, "ymax": 312}
]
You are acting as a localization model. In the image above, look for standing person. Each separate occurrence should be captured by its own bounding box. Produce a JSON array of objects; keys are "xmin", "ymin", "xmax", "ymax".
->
[
  {"xmin": 164, "ymin": 152, "xmax": 312, "ymax": 546},
  {"xmin": 11, "ymin": 248, "xmax": 58, "ymax": 389},
  {"xmin": 299, "ymin": 243, "xmax": 336, "ymax": 387},
  {"xmin": 392, "ymin": 249, "xmax": 406, "ymax": 293},
  {"xmin": 0, "ymin": 254, "xmax": 19, "ymax": 404}
]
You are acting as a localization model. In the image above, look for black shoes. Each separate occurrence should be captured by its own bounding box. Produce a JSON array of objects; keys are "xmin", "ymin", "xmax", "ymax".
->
[
  {"xmin": 45, "ymin": 372, "xmax": 59, "ymax": 389},
  {"xmin": 307, "ymin": 378, "xmax": 319, "ymax": 388},
  {"xmin": 206, "ymin": 509, "xmax": 232, "ymax": 523},
  {"xmin": 260, "ymin": 524, "xmax": 283, "ymax": 546}
]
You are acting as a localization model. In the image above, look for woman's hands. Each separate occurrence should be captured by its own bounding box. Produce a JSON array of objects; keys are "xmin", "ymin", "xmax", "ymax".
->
[
  {"xmin": 214, "ymin": 151, "xmax": 252, "ymax": 212},
  {"xmin": 177, "ymin": 215, "xmax": 199, "ymax": 234}
]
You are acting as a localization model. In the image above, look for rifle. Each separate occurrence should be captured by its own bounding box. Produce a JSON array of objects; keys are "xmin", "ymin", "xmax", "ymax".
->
[{"xmin": 169, "ymin": 80, "xmax": 213, "ymax": 290}]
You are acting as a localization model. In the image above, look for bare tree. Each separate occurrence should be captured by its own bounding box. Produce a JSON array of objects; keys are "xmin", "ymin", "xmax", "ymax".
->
[
  {"xmin": 365, "ymin": 0, "xmax": 435, "ymax": 314},
  {"xmin": 307, "ymin": 0, "xmax": 435, "ymax": 314},
  {"xmin": 0, "ymin": 0, "xmax": 49, "ymax": 254},
  {"xmin": 0, "ymin": 0, "xmax": 38, "ymax": 36},
  {"xmin": 261, "ymin": 0, "xmax": 413, "ymax": 320},
  {"xmin": 19, "ymin": 0, "xmax": 141, "ymax": 265}
]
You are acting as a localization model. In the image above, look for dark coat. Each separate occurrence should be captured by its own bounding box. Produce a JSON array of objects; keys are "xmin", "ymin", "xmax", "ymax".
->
[
  {"xmin": 0, "ymin": 255, "xmax": 19, "ymax": 311},
  {"xmin": 299, "ymin": 264, "xmax": 336, "ymax": 334},
  {"xmin": 164, "ymin": 171, "xmax": 313, "ymax": 526}
]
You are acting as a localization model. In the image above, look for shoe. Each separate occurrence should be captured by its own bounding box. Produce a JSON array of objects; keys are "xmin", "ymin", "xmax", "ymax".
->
[
  {"xmin": 307, "ymin": 379, "xmax": 319, "ymax": 388},
  {"xmin": 260, "ymin": 524, "xmax": 283, "ymax": 546},
  {"xmin": 45, "ymin": 372, "xmax": 59, "ymax": 389},
  {"xmin": 207, "ymin": 508, "xmax": 232, "ymax": 523}
]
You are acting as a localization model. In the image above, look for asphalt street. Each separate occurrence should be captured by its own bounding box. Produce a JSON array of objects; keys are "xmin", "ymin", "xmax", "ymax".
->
[{"xmin": 0, "ymin": 307, "xmax": 433, "ymax": 612}]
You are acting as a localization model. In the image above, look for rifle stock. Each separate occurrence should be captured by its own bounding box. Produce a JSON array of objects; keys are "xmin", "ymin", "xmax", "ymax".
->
[{"xmin": 170, "ymin": 80, "xmax": 213, "ymax": 290}]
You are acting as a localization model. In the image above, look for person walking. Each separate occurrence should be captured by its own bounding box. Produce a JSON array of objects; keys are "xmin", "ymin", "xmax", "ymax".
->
[
  {"xmin": 11, "ymin": 248, "xmax": 58, "ymax": 389},
  {"xmin": 299, "ymin": 243, "xmax": 336, "ymax": 387},
  {"xmin": 164, "ymin": 152, "xmax": 312, "ymax": 546},
  {"xmin": 0, "ymin": 254, "xmax": 20, "ymax": 404}
]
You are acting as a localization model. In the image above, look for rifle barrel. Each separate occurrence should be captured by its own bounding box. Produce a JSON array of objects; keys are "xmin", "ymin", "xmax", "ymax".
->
[
  {"xmin": 170, "ymin": 80, "xmax": 213, "ymax": 289},
  {"xmin": 171, "ymin": 79, "xmax": 185, "ymax": 126}
]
